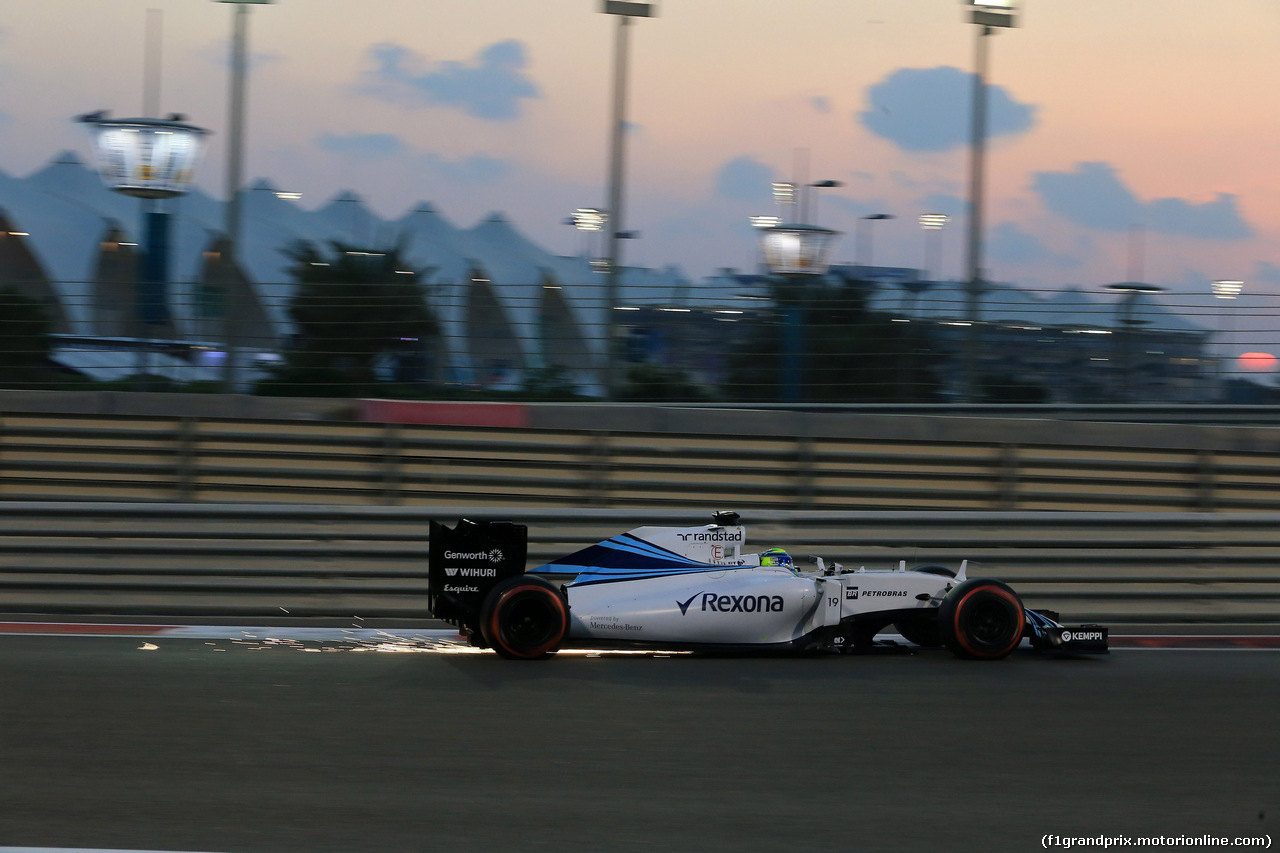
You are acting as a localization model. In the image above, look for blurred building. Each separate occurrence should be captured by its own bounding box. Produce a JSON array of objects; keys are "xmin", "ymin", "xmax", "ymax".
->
[
  {"xmin": 0, "ymin": 151, "xmax": 700, "ymax": 394},
  {"xmin": 0, "ymin": 150, "xmax": 1212, "ymax": 400},
  {"xmin": 822, "ymin": 268, "xmax": 1211, "ymax": 403}
]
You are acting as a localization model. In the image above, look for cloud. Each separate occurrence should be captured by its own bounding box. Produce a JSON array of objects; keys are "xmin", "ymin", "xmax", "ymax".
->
[
  {"xmin": 415, "ymin": 152, "xmax": 509, "ymax": 185},
  {"xmin": 714, "ymin": 156, "xmax": 775, "ymax": 203},
  {"xmin": 1254, "ymin": 261, "xmax": 1280, "ymax": 284},
  {"xmin": 1174, "ymin": 268, "xmax": 1213, "ymax": 293},
  {"xmin": 921, "ymin": 192, "xmax": 965, "ymax": 218},
  {"xmin": 317, "ymin": 132, "xmax": 406, "ymax": 160},
  {"xmin": 989, "ymin": 222, "xmax": 1077, "ymax": 268},
  {"xmin": 1032, "ymin": 162, "xmax": 1253, "ymax": 239},
  {"xmin": 859, "ymin": 66, "xmax": 1036, "ymax": 152},
  {"xmin": 891, "ymin": 171, "xmax": 937, "ymax": 191},
  {"xmin": 202, "ymin": 39, "xmax": 283, "ymax": 72},
  {"xmin": 809, "ymin": 96, "xmax": 832, "ymax": 114},
  {"xmin": 313, "ymin": 131, "xmax": 509, "ymax": 186},
  {"xmin": 654, "ymin": 214, "xmax": 712, "ymax": 240},
  {"xmin": 360, "ymin": 40, "xmax": 540, "ymax": 120},
  {"xmin": 824, "ymin": 196, "xmax": 892, "ymax": 219}
]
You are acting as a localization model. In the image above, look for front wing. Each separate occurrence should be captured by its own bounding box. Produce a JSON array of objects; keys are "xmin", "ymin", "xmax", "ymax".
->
[{"xmin": 1025, "ymin": 608, "xmax": 1109, "ymax": 654}]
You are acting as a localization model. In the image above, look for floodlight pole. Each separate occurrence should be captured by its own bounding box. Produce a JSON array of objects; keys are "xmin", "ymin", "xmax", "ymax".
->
[
  {"xmin": 1212, "ymin": 279, "xmax": 1244, "ymax": 400},
  {"xmin": 225, "ymin": 3, "xmax": 248, "ymax": 263},
  {"xmin": 856, "ymin": 213, "xmax": 894, "ymax": 269},
  {"xmin": 218, "ymin": 0, "xmax": 270, "ymax": 392},
  {"xmin": 605, "ymin": 15, "xmax": 629, "ymax": 400},
  {"xmin": 962, "ymin": 23, "xmax": 993, "ymax": 402},
  {"xmin": 1105, "ymin": 282, "xmax": 1163, "ymax": 400},
  {"xmin": 223, "ymin": 0, "xmax": 249, "ymax": 392},
  {"xmin": 920, "ymin": 214, "xmax": 949, "ymax": 282},
  {"xmin": 141, "ymin": 9, "xmax": 163, "ymax": 388},
  {"xmin": 601, "ymin": 1, "xmax": 653, "ymax": 400},
  {"xmin": 960, "ymin": 0, "xmax": 1017, "ymax": 402}
]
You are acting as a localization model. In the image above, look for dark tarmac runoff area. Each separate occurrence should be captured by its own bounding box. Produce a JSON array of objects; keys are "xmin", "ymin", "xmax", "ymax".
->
[{"xmin": 0, "ymin": 632, "xmax": 1276, "ymax": 853}]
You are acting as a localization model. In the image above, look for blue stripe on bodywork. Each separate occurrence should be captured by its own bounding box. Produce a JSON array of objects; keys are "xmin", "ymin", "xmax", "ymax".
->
[
  {"xmin": 594, "ymin": 534, "xmax": 708, "ymax": 564},
  {"xmin": 1023, "ymin": 608, "xmax": 1060, "ymax": 640},
  {"xmin": 567, "ymin": 567, "xmax": 726, "ymax": 587},
  {"xmin": 529, "ymin": 532, "xmax": 725, "ymax": 585}
]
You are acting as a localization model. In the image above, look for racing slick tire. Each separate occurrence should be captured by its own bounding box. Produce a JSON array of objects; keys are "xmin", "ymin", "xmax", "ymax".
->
[
  {"xmin": 939, "ymin": 578, "xmax": 1025, "ymax": 660},
  {"xmin": 892, "ymin": 567, "xmax": 954, "ymax": 648},
  {"xmin": 479, "ymin": 575, "xmax": 569, "ymax": 660}
]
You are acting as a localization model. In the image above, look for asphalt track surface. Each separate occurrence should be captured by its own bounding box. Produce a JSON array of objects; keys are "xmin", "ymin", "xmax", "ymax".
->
[{"xmin": 0, "ymin": 627, "xmax": 1276, "ymax": 853}]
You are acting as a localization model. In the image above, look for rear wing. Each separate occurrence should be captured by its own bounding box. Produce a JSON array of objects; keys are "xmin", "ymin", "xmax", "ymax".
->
[{"xmin": 428, "ymin": 519, "xmax": 528, "ymax": 631}]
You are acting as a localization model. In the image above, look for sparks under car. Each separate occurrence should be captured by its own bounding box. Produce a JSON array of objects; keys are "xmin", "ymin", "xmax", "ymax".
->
[{"xmin": 426, "ymin": 512, "xmax": 1108, "ymax": 660}]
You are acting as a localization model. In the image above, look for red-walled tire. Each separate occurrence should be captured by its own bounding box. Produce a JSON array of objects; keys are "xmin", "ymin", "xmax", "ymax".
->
[
  {"xmin": 939, "ymin": 579, "xmax": 1025, "ymax": 660},
  {"xmin": 479, "ymin": 575, "xmax": 569, "ymax": 660}
]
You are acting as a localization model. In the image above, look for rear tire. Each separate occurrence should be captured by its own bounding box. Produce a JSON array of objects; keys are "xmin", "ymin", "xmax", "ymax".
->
[
  {"xmin": 892, "ymin": 566, "xmax": 955, "ymax": 648},
  {"xmin": 939, "ymin": 578, "xmax": 1025, "ymax": 660},
  {"xmin": 479, "ymin": 576, "xmax": 569, "ymax": 660}
]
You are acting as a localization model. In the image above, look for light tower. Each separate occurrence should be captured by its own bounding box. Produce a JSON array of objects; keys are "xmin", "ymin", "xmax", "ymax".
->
[
  {"xmin": 78, "ymin": 111, "xmax": 209, "ymax": 382},
  {"xmin": 757, "ymin": 178, "xmax": 842, "ymax": 402}
]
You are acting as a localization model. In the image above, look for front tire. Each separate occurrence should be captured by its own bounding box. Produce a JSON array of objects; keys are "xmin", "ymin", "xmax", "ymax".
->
[
  {"xmin": 939, "ymin": 578, "xmax": 1025, "ymax": 660},
  {"xmin": 479, "ymin": 576, "xmax": 569, "ymax": 660}
]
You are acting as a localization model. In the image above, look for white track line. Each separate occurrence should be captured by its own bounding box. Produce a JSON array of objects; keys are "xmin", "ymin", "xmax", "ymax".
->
[
  {"xmin": 1, "ymin": 848, "xmax": 226, "ymax": 853},
  {"xmin": 0, "ymin": 623, "xmax": 460, "ymax": 641}
]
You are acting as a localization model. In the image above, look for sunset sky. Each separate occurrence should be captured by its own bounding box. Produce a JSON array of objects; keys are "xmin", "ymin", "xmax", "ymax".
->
[{"xmin": 4, "ymin": 0, "xmax": 1280, "ymax": 354}]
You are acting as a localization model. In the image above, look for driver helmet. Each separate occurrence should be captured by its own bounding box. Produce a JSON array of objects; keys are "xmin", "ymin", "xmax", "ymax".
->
[{"xmin": 759, "ymin": 548, "xmax": 793, "ymax": 569}]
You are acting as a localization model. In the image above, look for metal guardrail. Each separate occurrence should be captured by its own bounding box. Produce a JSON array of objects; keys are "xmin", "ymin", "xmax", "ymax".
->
[
  {"xmin": 5, "ymin": 410, "xmax": 1280, "ymax": 511},
  {"xmin": 0, "ymin": 503, "xmax": 1277, "ymax": 623}
]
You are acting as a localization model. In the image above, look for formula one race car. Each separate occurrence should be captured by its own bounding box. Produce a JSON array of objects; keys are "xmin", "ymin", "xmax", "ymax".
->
[{"xmin": 427, "ymin": 512, "xmax": 1108, "ymax": 660}]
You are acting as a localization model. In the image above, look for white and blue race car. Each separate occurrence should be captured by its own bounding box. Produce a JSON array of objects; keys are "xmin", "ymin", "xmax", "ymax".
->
[{"xmin": 427, "ymin": 511, "xmax": 1108, "ymax": 660}]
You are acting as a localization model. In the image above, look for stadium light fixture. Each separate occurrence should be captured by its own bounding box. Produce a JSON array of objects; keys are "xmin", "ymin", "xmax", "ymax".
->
[
  {"xmin": 1212, "ymin": 279, "xmax": 1243, "ymax": 299},
  {"xmin": 967, "ymin": 0, "xmax": 1018, "ymax": 27}
]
